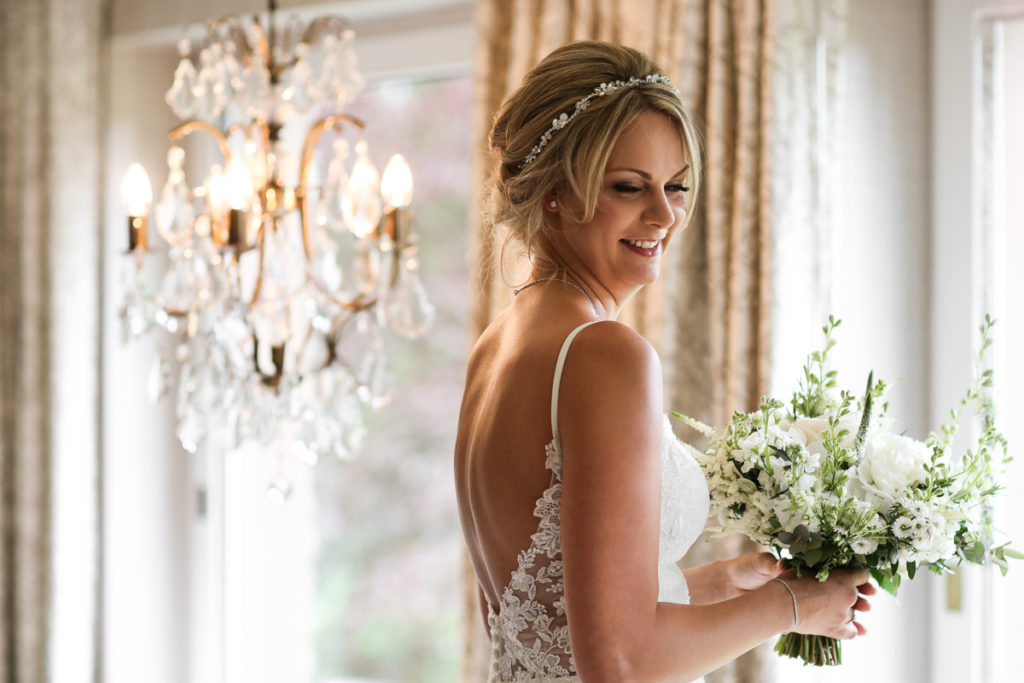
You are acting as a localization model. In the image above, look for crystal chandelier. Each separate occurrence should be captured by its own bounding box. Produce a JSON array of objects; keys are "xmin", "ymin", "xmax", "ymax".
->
[{"xmin": 119, "ymin": 1, "xmax": 434, "ymax": 472}]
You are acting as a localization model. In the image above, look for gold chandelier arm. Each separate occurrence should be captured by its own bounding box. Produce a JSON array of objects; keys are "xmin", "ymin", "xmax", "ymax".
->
[
  {"xmin": 302, "ymin": 16, "xmax": 352, "ymax": 46},
  {"xmin": 225, "ymin": 120, "xmax": 262, "ymax": 143},
  {"xmin": 248, "ymin": 15, "xmax": 270, "ymax": 70},
  {"xmin": 257, "ymin": 119, "xmax": 271, "ymax": 156},
  {"xmin": 295, "ymin": 113, "xmax": 377, "ymax": 312},
  {"xmin": 306, "ymin": 271, "xmax": 379, "ymax": 312},
  {"xmin": 251, "ymin": 198, "xmax": 374, "ymax": 313},
  {"xmin": 297, "ymin": 113, "xmax": 364, "ymax": 261},
  {"xmin": 248, "ymin": 219, "xmax": 268, "ymax": 308},
  {"xmin": 169, "ymin": 121, "xmax": 232, "ymax": 161}
]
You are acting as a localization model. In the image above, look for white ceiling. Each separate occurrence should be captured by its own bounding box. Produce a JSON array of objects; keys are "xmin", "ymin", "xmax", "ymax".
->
[{"xmin": 111, "ymin": 0, "xmax": 476, "ymax": 45}]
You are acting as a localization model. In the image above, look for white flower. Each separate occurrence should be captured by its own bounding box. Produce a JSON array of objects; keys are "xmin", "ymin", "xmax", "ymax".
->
[
  {"xmin": 893, "ymin": 516, "xmax": 915, "ymax": 540},
  {"xmin": 793, "ymin": 472, "xmax": 817, "ymax": 494},
  {"xmin": 855, "ymin": 432, "xmax": 932, "ymax": 506},
  {"xmin": 851, "ymin": 537, "xmax": 880, "ymax": 555},
  {"xmin": 791, "ymin": 415, "xmax": 859, "ymax": 456}
]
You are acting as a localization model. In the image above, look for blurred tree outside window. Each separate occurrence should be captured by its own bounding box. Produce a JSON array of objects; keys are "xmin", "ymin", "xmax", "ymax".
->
[{"xmin": 312, "ymin": 74, "xmax": 471, "ymax": 683}]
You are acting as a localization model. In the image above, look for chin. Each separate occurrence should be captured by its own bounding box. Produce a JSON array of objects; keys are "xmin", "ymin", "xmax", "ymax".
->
[{"xmin": 622, "ymin": 268, "xmax": 661, "ymax": 291}]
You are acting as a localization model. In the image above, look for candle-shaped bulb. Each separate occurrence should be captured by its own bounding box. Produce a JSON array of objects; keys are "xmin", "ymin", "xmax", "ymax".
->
[
  {"xmin": 206, "ymin": 165, "xmax": 226, "ymax": 210},
  {"xmin": 380, "ymin": 154, "xmax": 413, "ymax": 209},
  {"xmin": 121, "ymin": 163, "xmax": 153, "ymax": 216},
  {"xmin": 224, "ymin": 158, "xmax": 252, "ymax": 210},
  {"xmin": 343, "ymin": 141, "xmax": 381, "ymax": 238}
]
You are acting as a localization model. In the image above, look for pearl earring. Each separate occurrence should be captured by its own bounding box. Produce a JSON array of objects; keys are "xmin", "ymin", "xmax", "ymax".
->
[{"xmin": 548, "ymin": 200, "xmax": 557, "ymax": 209}]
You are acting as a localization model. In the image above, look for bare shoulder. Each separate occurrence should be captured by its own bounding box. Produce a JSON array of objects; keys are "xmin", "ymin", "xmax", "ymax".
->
[
  {"xmin": 563, "ymin": 320, "xmax": 662, "ymax": 397},
  {"xmin": 557, "ymin": 321, "xmax": 663, "ymax": 465},
  {"xmin": 557, "ymin": 322, "xmax": 665, "ymax": 642}
]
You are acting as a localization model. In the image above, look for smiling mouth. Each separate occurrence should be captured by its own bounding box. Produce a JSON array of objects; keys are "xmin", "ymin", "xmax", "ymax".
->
[{"xmin": 621, "ymin": 238, "xmax": 661, "ymax": 256}]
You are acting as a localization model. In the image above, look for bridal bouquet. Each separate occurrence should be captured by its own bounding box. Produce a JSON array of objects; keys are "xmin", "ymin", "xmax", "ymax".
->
[{"xmin": 674, "ymin": 317, "xmax": 1017, "ymax": 666}]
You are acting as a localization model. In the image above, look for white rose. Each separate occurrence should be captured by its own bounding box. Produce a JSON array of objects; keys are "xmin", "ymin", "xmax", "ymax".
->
[
  {"xmin": 857, "ymin": 432, "xmax": 932, "ymax": 503},
  {"xmin": 792, "ymin": 415, "xmax": 859, "ymax": 456},
  {"xmin": 778, "ymin": 422, "xmax": 808, "ymax": 447}
]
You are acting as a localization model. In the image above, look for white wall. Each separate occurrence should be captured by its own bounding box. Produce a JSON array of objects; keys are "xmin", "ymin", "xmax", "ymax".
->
[{"xmin": 104, "ymin": 42, "xmax": 194, "ymax": 683}]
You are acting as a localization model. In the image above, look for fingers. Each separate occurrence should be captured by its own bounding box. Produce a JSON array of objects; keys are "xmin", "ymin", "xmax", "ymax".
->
[
  {"xmin": 835, "ymin": 568, "xmax": 870, "ymax": 585},
  {"xmin": 836, "ymin": 604, "xmax": 862, "ymax": 640},
  {"xmin": 842, "ymin": 582, "xmax": 875, "ymax": 638},
  {"xmin": 827, "ymin": 572, "xmax": 875, "ymax": 639},
  {"xmin": 852, "ymin": 580, "xmax": 875, "ymax": 615},
  {"xmin": 752, "ymin": 553, "xmax": 784, "ymax": 578}
]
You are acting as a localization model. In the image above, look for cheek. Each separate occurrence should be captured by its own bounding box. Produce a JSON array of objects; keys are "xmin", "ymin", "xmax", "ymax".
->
[{"xmin": 662, "ymin": 213, "xmax": 687, "ymax": 248}]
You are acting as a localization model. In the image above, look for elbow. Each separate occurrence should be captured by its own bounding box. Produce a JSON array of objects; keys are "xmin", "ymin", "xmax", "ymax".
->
[
  {"xmin": 572, "ymin": 643, "xmax": 664, "ymax": 683},
  {"xmin": 573, "ymin": 647, "xmax": 702, "ymax": 683},
  {"xmin": 573, "ymin": 652, "xmax": 643, "ymax": 683}
]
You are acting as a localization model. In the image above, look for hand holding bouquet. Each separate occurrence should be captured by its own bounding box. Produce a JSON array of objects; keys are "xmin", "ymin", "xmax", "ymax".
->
[{"xmin": 675, "ymin": 317, "xmax": 1018, "ymax": 666}]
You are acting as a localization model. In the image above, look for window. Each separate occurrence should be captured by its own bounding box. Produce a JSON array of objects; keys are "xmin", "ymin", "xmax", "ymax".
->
[{"xmin": 311, "ymin": 75, "xmax": 472, "ymax": 683}]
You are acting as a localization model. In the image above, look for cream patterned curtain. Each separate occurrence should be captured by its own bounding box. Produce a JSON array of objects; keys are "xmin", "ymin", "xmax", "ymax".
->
[
  {"xmin": 768, "ymin": 0, "xmax": 846, "ymax": 393},
  {"xmin": 0, "ymin": 0, "xmax": 106, "ymax": 681},
  {"xmin": 465, "ymin": 1, "xmax": 775, "ymax": 681}
]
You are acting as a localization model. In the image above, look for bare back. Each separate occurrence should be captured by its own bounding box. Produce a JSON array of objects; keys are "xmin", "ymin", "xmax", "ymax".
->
[{"xmin": 454, "ymin": 296, "xmax": 597, "ymax": 610}]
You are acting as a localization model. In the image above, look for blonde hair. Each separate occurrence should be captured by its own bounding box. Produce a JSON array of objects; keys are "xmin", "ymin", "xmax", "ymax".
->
[{"xmin": 487, "ymin": 41, "xmax": 702, "ymax": 279}]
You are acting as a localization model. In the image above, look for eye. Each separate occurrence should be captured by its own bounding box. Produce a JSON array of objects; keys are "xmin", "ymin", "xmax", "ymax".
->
[
  {"xmin": 667, "ymin": 183, "xmax": 690, "ymax": 194},
  {"xmin": 612, "ymin": 183, "xmax": 642, "ymax": 194}
]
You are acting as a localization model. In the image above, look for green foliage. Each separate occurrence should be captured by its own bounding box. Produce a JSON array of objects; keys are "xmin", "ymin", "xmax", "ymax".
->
[{"xmin": 790, "ymin": 316, "xmax": 842, "ymax": 418}]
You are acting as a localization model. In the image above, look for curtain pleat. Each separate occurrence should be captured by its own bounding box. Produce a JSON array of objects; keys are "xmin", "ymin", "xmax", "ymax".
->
[
  {"xmin": 0, "ymin": 0, "xmax": 104, "ymax": 681},
  {"xmin": 1, "ymin": 0, "xmax": 55, "ymax": 679},
  {"xmin": 669, "ymin": 2, "xmax": 776, "ymax": 682},
  {"xmin": 465, "ymin": 2, "xmax": 774, "ymax": 680}
]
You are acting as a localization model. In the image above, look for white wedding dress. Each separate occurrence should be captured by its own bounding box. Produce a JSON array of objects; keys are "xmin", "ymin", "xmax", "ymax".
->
[{"xmin": 486, "ymin": 322, "xmax": 711, "ymax": 682}]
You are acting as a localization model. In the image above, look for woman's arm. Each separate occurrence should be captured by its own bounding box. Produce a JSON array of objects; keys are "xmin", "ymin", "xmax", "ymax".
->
[
  {"xmin": 682, "ymin": 553, "xmax": 783, "ymax": 605},
  {"xmin": 558, "ymin": 322, "xmax": 872, "ymax": 682}
]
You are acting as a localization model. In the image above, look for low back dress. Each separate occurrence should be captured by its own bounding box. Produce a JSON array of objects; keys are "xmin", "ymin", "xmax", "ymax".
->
[{"xmin": 486, "ymin": 321, "xmax": 711, "ymax": 682}]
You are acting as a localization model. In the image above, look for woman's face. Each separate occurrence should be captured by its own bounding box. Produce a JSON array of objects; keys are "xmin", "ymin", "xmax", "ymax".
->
[{"xmin": 552, "ymin": 111, "xmax": 690, "ymax": 299}]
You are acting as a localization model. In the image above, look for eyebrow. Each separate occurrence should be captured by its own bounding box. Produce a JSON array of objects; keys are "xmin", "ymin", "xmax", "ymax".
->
[{"xmin": 607, "ymin": 164, "xmax": 691, "ymax": 180}]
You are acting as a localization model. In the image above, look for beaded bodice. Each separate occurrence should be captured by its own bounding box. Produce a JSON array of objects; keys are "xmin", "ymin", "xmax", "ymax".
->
[{"xmin": 486, "ymin": 323, "xmax": 710, "ymax": 682}]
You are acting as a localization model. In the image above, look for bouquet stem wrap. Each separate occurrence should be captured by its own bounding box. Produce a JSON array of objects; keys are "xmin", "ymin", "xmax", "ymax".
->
[{"xmin": 775, "ymin": 632, "xmax": 842, "ymax": 666}]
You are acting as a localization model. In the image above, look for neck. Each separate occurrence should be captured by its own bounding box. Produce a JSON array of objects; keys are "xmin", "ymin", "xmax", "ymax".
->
[
  {"xmin": 529, "ymin": 266, "xmax": 637, "ymax": 320},
  {"xmin": 515, "ymin": 275, "xmax": 605, "ymax": 319}
]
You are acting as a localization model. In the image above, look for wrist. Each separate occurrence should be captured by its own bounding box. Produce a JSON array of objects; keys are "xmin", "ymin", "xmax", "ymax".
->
[{"xmin": 770, "ymin": 577, "xmax": 799, "ymax": 633}]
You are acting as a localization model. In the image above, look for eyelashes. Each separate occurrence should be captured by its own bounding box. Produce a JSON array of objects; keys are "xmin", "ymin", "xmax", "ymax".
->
[{"xmin": 611, "ymin": 183, "xmax": 690, "ymax": 195}]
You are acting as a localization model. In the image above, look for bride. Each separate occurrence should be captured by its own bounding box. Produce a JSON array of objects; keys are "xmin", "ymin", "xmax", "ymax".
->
[{"xmin": 454, "ymin": 40, "xmax": 874, "ymax": 682}]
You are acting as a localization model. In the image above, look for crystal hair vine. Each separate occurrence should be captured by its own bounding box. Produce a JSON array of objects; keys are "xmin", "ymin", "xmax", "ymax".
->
[{"xmin": 518, "ymin": 74, "xmax": 677, "ymax": 169}]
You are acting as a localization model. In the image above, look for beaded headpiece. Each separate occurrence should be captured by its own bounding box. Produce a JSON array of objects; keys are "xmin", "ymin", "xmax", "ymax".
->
[{"xmin": 518, "ymin": 74, "xmax": 677, "ymax": 169}]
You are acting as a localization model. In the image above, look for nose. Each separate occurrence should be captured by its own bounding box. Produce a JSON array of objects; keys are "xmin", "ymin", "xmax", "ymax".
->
[{"xmin": 643, "ymin": 189, "xmax": 676, "ymax": 230}]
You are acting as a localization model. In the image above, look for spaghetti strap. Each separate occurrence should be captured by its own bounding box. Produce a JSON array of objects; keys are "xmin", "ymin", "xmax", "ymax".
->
[{"xmin": 550, "ymin": 322, "xmax": 597, "ymax": 445}]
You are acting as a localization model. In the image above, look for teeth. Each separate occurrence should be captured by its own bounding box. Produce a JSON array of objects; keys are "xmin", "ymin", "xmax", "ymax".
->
[{"xmin": 625, "ymin": 239, "xmax": 659, "ymax": 249}]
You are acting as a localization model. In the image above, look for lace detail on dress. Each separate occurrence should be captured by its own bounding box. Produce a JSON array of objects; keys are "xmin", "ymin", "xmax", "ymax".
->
[
  {"xmin": 487, "ymin": 438, "xmax": 574, "ymax": 681},
  {"xmin": 486, "ymin": 324, "xmax": 709, "ymax": 681}
]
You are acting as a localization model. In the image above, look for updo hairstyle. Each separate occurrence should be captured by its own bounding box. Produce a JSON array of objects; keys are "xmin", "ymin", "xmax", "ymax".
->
[{"xmin": 487, "ymin": 40, "xmax": 702, "ymax": 277}]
